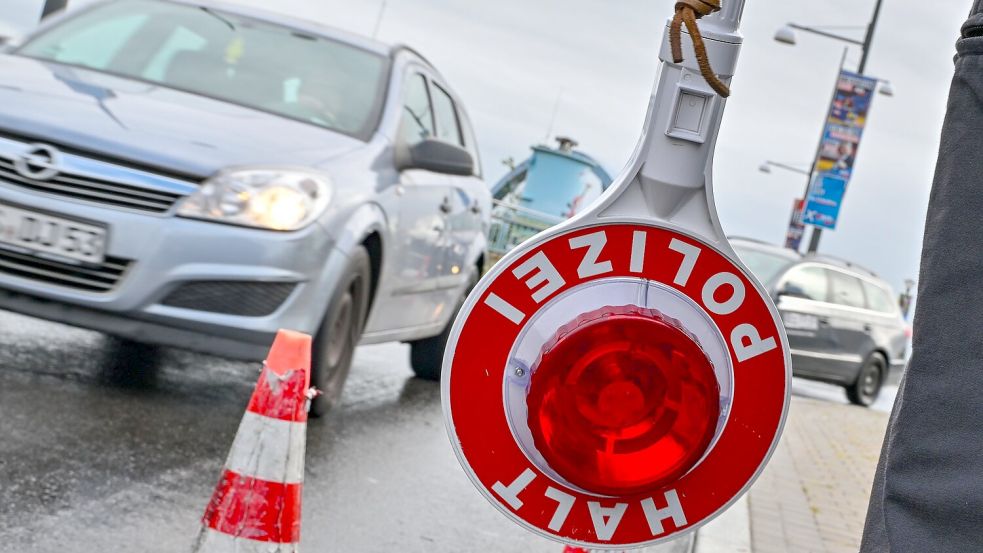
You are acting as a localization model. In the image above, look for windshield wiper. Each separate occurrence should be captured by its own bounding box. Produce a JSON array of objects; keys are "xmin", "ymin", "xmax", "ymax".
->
[{"xmin": 200, "ymin": 6, "xmax": 236, "ymax": 31}]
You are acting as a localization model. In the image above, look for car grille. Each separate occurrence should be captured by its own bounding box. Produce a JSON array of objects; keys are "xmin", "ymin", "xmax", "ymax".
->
[
  {"xmin": 161, "ymin": 281, "xmax": 297, "ymax": 317},
  {"xmin": 0, "ymin": 157, "xmax": 183, "ymax": 213},
  {"xmin": 0, "ymin": 248, "xmax": 131, "ymax": 292}
]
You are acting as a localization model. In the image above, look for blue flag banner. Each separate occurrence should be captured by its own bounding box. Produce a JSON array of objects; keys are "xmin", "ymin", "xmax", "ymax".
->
[{"xmin": 803, "ymin": 174, "xmax": 848, "ymax": 229}]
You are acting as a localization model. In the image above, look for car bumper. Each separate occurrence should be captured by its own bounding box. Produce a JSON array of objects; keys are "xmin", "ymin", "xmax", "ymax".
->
[{"xmin": 0, "ymin": 186, "xmax": 345, "ymax": 360}]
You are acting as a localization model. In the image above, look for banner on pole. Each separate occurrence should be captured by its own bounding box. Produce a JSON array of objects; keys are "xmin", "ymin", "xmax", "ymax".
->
[
  {"xmin": 784, "ymin": 198, "xmax": 806, "ymax": 250},
  {"xmin": 803, "ymin": 71, "xmax": 877, "ymax": 229},
  {"xmin": 803, "ymin": 175, "xmax": 848, "ymax": 230}
]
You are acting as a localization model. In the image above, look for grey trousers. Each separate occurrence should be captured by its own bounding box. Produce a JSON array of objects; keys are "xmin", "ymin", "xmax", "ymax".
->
[{"xmin": 861, "ymin": 1, "xmax": 983, "ymax": 550}]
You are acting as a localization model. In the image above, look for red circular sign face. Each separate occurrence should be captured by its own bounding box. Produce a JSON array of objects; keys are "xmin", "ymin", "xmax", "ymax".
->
[{"xmin": 443, "ymin": 223, "xmax": 789, "ymax": 548}]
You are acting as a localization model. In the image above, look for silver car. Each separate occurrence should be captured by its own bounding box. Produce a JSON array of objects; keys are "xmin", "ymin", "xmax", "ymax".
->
[
  {"xmin": 733, "ymin": 238, "xmax": 908, "ymax": 406},
  {"xmin": 0, "ymin": 0, "xmax": 490, "ymax": 413}
]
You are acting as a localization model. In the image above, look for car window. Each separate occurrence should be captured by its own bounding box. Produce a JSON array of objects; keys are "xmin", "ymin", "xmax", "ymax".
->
[
  {"xmin": 829, "ymin": 271, "xmax": 867, "ymax": 308},
  {"xmin": 862, "ymin": 280, "xmax": 896, "ymax": 313},
  {"xmin": 18, "ymin": 0, "xmax": 390, "ymax": 140},
  {"xmin": 31, "ymin": 11, "xmax": 147, "ymax": 69},
  {"xmin": 733, "ymin": 246, "xmax": 796, "ymax": 285},
  {"xmin": 141, "ymin": 26, "xmax": 207, "ymax": 82},
  {"xmin": 400, "ymin": 73, "xmax": 434, "ymax": 146},
  {"xmin": 782, "ymin": 266, "xmax": 828, "ymax": 302},
  {"xmin": 431, "ymin": 82, "xmax": 463, "ymax": 146},
  {"xmin": 458, "ymin": 109, "xmax": 482, "ymax": 176}
]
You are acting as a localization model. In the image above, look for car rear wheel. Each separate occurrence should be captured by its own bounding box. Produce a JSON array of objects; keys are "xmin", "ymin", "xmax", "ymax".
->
[
  {"xmin": 846, "ymin": 353, "xmax": 885, "ymax": 407},
  {"xmin": 309, "ymin": 246, "xmax": 371, "ymax": 417},
  {"xmin": 409, "ymin": 270, "xmax": 478, "ymax": 381}
]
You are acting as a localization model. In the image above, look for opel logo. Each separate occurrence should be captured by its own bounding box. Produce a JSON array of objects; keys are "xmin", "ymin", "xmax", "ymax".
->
[{"xmin": 14, "ymin": 143, "xmax": 61, "ymax": 181}]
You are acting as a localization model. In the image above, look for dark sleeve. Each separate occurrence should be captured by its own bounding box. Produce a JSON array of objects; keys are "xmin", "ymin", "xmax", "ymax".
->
[{"xmin": 861, "ymin": 2, "xmax": 983, "ymax": 550}]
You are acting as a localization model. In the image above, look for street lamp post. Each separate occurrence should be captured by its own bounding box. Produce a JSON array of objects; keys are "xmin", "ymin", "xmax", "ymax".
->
[
  {"xmin": 759, "ymin": 160, "xmax": 810, "ymax": 177},
  {"xmin": 776, "ymin": 0, "xmax": 886, "ymax": 254},
  {"xmin": 759, "ymin": 160, "xmax": 811, "ymax": 248}
]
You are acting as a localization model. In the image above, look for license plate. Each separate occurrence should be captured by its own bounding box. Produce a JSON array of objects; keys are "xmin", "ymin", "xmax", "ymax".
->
[
  {"xmin": 0, "ymin": 203, "xmax": 107, "ymax": 264},
  {"xmin": 783, "ymin": 311, "xmax": 820, "ymax": 331}
]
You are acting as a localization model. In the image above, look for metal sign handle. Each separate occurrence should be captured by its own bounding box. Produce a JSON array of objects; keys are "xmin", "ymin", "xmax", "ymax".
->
[{"xmin": 577, "ymin": 1, "xmax": 745, "ymax": 252}]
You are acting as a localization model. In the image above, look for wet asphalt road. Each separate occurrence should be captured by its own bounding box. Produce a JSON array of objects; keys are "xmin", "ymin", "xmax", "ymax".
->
[
  {"xmin": 791, "ymin": 373, "xmax": 899, "ymax": 414},
  {"xmin": 0, "ymin": 307, "xmax": 895, "ymax": 552},
  {"xmin": 0, "ymin": 310, "xmax": 698, "ymax": 552}
]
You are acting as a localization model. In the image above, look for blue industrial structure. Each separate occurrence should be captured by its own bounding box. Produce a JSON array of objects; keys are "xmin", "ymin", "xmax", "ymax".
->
[{"xmin": 488, "ymin": 137, "xmax": 612, "ymax": 263}]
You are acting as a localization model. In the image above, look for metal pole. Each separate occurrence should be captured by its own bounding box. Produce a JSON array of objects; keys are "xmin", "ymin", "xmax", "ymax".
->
[
  {"xmin": 41, "ymin": 0, "xmax": 68, "ymax": 19},
  {"xmin": 767, "ymin": 161, "xmax": 810, "ymax": 175},
  {"xmin": 857, "ymin": 0, "xmax": 883, "ymax": 74},
  {"xmin": 807, "ymin": 0, "xmax": 883, "ymax": 253}
]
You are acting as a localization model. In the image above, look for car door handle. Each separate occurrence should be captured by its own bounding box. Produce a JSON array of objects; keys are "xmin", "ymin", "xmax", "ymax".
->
[
  {"xmin": 439, "ymin": 197, "xmax": 452, "ymax": 214},
  {"xmin": 470, "ymin": 201, "xmax": 481, "ymax": 215},
  {"xmin": 863, "ymin": 323, "xmax": 873, "ymax": 333},
  {"xmin": 817, "ymin": 316, "xmax": 830, "ymax": 326}
]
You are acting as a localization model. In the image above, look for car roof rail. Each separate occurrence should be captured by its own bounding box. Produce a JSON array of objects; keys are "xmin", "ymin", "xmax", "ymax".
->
[
  {"xmin": 727, "ymin": 236, "xmax": 801, "ymax": 256},
  {"xmin": 391, "ymin": 44, "xmax": 439, "ymax": 72},
  {"xmin": 727, "ymin": 235, "xmax": 771, "ymax": 245},
  {"xmin": 805, "ymin": 253, "xmax": 878, "ymax": 278}
]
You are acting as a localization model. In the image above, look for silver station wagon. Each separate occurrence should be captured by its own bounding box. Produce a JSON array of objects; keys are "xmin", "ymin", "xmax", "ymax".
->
[
  {"xmin": 0, "ymin": 0, "xmax": 490, "ymax": 413},
  {"xmin": 733, "ymin": 238, "xmax": 908, "ymax": 407}
]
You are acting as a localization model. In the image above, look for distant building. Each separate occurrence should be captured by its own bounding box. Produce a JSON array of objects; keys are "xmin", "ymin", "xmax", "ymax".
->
[{"xmin": 488, "ymin": 137, "xmax": 612, "ymax": 265}]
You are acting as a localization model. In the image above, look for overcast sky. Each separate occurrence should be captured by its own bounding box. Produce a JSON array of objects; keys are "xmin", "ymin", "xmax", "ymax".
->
[{"xmin": 2, "ymin": 0, "xmax": 973, "ymax": 292}]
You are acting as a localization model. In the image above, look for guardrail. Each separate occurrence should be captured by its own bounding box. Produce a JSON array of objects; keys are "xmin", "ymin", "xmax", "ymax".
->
[{"xmin": 487, "ymin": 199, "xmax": 564, "ymax": 266}]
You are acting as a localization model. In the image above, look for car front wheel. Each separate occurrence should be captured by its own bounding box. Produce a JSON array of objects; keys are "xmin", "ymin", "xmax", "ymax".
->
[
  {"xmin": 309, "ymin": 246, "xmax": 371, "ymax": 417},
  {"xmin": 409, "ymin": 271, "xmax": 478, "ymax": 381},
  {"xmin": 846, "ymin": 353, "xmax": 886, "ymax": 407}
]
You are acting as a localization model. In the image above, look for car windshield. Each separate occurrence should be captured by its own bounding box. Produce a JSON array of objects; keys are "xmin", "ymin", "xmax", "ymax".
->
[
  {"xmin": 733, "ymin": 245, "xmax": 796, "ymax": 284},
  {"xmin": 17, "ymin": 0, "xmax": 389, "ymax": 140}
]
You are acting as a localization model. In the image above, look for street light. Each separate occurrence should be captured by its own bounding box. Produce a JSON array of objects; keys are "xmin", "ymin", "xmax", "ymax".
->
[
  {"xmin": 776, "ymin": 24, "xmax": 895, "ymax": 98},
  {"xmin": 760, "ymin": 161, "xmax": 812, "ymax": 248},
  {"xmin": 759, "ymin": 160, "xmax": 810, "ymax": 177},
  {"xmin": 878, "ymin": 80, "xmax": 895, "ymax": 97},
  {"xmin": 900, "ymin": 278, "xmax": 916, "ymax": 319},
  {"xmin": 773, "ymin": 25, "xmax": 797, "ymax": 45},
  {"xmin": 773, "ymin": 0, "xmax": 887, "ymax": 254}
]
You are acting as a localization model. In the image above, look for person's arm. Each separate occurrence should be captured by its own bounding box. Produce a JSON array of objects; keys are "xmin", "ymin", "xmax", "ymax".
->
[{"xmin": 862, "ymin": 2, "xmax": 983, "ymax": 550}]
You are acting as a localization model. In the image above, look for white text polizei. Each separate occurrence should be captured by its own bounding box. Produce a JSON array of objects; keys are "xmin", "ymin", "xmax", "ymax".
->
[{"xmin": 483, "ymin": 230, "xmax": 777, "ymax": 364}]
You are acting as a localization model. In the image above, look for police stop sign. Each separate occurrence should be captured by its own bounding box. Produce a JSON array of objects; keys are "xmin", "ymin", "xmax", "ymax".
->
[
  {"xmin": 443, "ymin": 2, "xmax": 789, "ymax": 548},
  {"xmin": 442, "ymin": 224, "xmax": 788, "ymax": 548}
]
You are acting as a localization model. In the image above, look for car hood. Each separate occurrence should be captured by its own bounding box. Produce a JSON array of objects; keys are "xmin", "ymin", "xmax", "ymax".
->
[{"xmin": 0, "ymin": 55, "xmax": 366, "ymax": 179}]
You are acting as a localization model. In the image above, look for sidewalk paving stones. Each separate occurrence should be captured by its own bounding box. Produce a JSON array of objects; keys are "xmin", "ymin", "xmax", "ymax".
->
[{"xmin": 748, "ymin": 396, "xmax": 889, "ymax": 552}]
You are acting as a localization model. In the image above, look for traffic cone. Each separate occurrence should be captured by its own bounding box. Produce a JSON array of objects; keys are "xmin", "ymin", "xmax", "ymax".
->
[{"xmin": 192, "ymin": 329, "xmax": 315, "ymax": 553}]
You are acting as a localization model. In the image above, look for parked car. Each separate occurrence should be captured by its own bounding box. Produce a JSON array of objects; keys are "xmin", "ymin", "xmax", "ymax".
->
[
  {"xmin": 0, "ymin": 0, "xmax": 490, "ymax": 414},
  {"xmin": 732, "ymin": 238, "xmax": 907, "ymax": 406}
]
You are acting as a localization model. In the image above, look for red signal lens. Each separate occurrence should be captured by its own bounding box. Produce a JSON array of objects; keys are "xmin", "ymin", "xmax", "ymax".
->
[{"xmin": 525, "ymin": 305, "xmax": 720, "ymax": 496}]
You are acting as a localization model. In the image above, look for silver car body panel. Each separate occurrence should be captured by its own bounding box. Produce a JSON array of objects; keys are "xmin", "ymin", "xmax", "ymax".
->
[
  {"xmin": 773, "ymin": 262, "xmax": 908, "ymax": 383},
  {"xmin": 0, "ymin": 1, "xmax": 489, "ymax": 359}
]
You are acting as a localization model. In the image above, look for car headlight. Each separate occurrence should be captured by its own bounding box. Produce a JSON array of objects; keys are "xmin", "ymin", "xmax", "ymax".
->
[{"xmin": 177, "ymin": 169, "xmax": 332, "ymax": 231}]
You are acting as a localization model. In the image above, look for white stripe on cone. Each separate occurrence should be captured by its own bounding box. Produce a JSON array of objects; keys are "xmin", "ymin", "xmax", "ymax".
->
[
  {"xmin": 224, "ymin": 411, "xmax": 307, "ymax": 484},
  {"xmin": 193, "ymin": 527, "xmax": 300, "ymax": 553}
]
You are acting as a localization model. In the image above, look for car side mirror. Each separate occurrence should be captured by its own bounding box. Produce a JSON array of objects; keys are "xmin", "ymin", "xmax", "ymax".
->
[
  {"xmin": 776, "ymin": 283, "xmax": 809, "ymax": 300},
  {"xmin": 400, "ymin": 139, "xmax": 474, "ymax": 176},
  {"xmin": 0, "ymin": 35, "xmax": 19, "ymax": 50}
]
